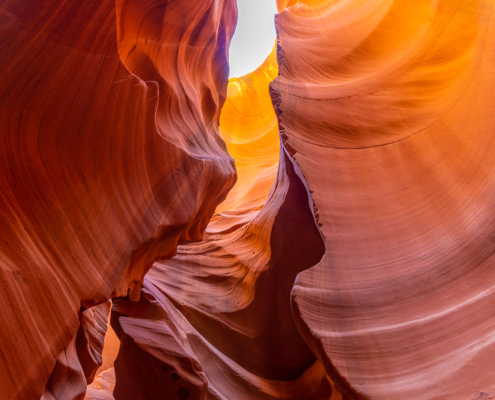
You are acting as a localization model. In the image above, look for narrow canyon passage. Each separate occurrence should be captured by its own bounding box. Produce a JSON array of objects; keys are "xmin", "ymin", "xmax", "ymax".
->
[
  {"xmin": 92, "ymin": 23, "xmax": 339, "ymax": 400},
  {"xmin": 1, "ymin": 0, "xmax": 495, "ymax": 399}
]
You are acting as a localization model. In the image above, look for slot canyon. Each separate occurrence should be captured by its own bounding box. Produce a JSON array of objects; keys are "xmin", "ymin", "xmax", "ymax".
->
[{"xmin": 0, "ymin": 0, "xmax": 495, "ymax": 399}]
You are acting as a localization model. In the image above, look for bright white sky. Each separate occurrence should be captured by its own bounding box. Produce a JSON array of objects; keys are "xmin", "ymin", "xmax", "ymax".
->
[{"xmin": 228, "ymin": 0, "xmax": 278, "ymax": 78}]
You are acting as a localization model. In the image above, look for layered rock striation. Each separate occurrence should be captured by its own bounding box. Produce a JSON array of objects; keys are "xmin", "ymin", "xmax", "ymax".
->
[
  {"xmin": 273, "ymin": 0, "xmax": 495, "ymax": 398},
  {"xmin": 2, "ymin": 0, "xmax": 495, "ymax": 399},
  {"xmin": 0, "ymin": 0, "xmax": 236, "ymax": 398},
  {"xmin": 108, "ymin": 44, "xmax": 341, "ymax": 399}
]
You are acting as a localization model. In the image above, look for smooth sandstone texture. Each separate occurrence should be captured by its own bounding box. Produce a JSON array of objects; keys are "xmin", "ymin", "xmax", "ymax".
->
[
  {"xmin": 85, "ymin": 369, "xmax": 116, "ymax": 400},
  {"xmin": 272, "ymin": 0, "xmax": 495, "ymax": 399},
  {"xmin": 0, "ymin": 0, "xmax": 235, "ymax": 398},
  {"xmin": 3, "ymin": 0, "xmax": 493, "ymax": 398},
  {"xmin": 43, "ymin": 302, "xmax": 110, "ymax": 400},
  {"xmin": 109, "ymin": 46, "xmax": 342, "ymax": 399},
  {"xmin": 216, "ymin": 45, "xmax": 280, "ymax": 213}
]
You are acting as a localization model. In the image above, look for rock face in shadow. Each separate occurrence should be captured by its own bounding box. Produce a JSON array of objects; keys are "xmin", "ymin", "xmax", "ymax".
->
[
  {"xmin": 272, "ymin": 0, "xmax": 495, "ymax": 399},
  {"xmin": 42, "ymin": 302, "xmax": 111, "ymax": 400},
  {"xmin": 0, "ymin": 0, "xmax": 236, "ymax": 398},
  {"xmin": 111, "ymin": 150, "xmax": 335, "ymax": 399}
]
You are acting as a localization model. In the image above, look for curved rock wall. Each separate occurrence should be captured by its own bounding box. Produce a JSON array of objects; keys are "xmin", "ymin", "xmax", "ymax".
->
[
  {"xmin": 216, "ymin": 45, "xmax": 280, "ymax": 213},
  {"xmin": 273, "ymin": 0, "xmax": 495, "ymax": 398},
  {"xmin": 3, "ymin": 0, "xmax": 495, "ymax": 398},
  {"xmin": 108, "ymin": 41, "xmax": 341, "ymax": 399},
  {"xmin": 0, "ymin": 0, "xmax": 235, "ymax": 398}
]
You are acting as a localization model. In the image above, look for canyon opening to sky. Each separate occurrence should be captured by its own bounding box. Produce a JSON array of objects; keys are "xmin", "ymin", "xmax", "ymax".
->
[
  {"xmin": 228, "ymin": 0, "xmax": 277, "ymax": 78},
  {"xmin": 1, "ymin": 0, "xmax": 494, "ymax": 399}
]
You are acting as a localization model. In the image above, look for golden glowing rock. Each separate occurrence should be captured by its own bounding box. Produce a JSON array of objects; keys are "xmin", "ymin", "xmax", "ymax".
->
[
  {"xmin": 3, "ymin": 0, "xmax": 493, "ymax": 398},
  {"xmin": 108, "ymin": 37, "xmax": 339, "ymax": 400},
  {"xmin": 216, "ymin": 44, "xmax": 280, "ymax": 213}
]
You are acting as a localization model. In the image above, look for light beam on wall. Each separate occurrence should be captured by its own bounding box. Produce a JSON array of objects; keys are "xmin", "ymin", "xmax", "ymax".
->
[{"xmin": 229, "ymin": 0, "xmax": 277, "ymax": 78}]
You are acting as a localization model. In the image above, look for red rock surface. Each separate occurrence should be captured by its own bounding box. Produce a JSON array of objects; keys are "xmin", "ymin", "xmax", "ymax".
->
[
  {"xmin": 107, "ymin": 44, "xmax": 341, "ymax": 399},
  {"xmin": 3, "ymin": 0, "xmax": 495, "ymax": 399},
  {"xmin": 0, "ymin": 0, "xmax": 235, "ymax": 398}
]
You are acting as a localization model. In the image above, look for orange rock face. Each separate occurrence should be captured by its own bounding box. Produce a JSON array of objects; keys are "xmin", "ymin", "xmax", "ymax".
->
[
  {"xmin": 273, "ymin": 0, "xmax": 495, "ymax": 398},
  {"xmin": 216, "ymin": 45, "xmax": 280, "ymax": 213},
  {"xmin": 2, "ymin": 0, "xmax": 495, "ymax": 399}
]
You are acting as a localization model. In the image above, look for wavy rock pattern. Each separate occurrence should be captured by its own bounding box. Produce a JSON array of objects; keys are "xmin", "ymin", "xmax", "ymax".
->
[
  {"xmin": 273, "ymin": 0, "xmax": 495, "ymax": 398},
  {"xmin": 108, "ymin": 42, "xmax": 341, "ymax": 399},
  {"xmin": 0, "ymin": 0, "xmax": 235, "ymax": 398},
  {"xmin": 42, "ymin": 302, "xmax": 110, "ymax": 400},
  {"xmin": 216, "ymin": 45, "xmax": 280, "ymax": 213},
  {"xmin": 86, "ymin": 369, "xmax": 116, "ymax": 400},
  {"xmin": 3, "ymin": 0, "xmax": 493, "ymax": 398}
]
